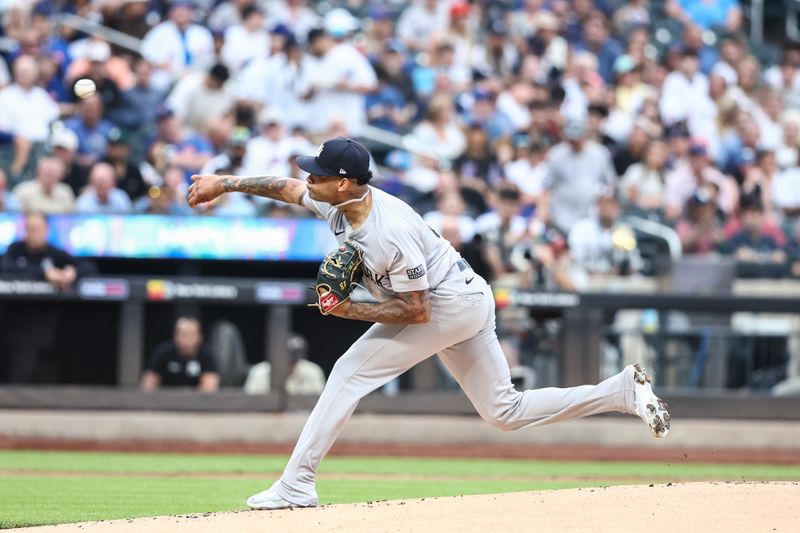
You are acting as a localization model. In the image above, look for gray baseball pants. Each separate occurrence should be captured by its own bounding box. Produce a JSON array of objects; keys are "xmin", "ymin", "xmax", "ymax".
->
[{"xmin": 273, "ymin": 275, "xmax": 637, "ymax": 506}]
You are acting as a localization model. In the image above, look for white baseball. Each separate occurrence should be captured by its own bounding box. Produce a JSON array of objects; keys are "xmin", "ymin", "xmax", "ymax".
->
[{"xmin": 74, "ymin": 78, "xmax": 96, "ymax": 99}]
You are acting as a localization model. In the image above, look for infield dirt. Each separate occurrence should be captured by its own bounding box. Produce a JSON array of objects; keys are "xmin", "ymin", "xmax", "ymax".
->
[{"xmin": 10, "ymin": 481, "xmax": 799, "ymax": 533}]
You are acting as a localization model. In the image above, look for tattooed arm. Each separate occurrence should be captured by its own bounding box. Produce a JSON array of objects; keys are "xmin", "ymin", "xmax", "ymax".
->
[
  {"xmin": 328, "ymin": 289, "xmax": 431, "ymax": 324},
  {"xmin": 187, "ymin": 174, "xmax": 307, "ymax": 207}
]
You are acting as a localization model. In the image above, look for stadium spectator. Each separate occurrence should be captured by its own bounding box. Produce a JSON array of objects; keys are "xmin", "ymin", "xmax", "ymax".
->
[
  {"xmin": 722, "ymin": 197, "xmax": 787, "ymax": 277},
  {"xmin": 304, "ymin": 26, "xmax": 377, "ymax": 136},
  {"xmin": 167, "ymin": 63, "xmax": 235, "ymax": 134},
  {"xmin": 620, "ymin": 139, "xmax": 669, "ymax": 217},
  {"xmin": 612, "ymin": 119, "xmax": 651, "ymax": 176},
  {"xmin": 265, "ymin": 0, "xmax": 320, "ymax": 45},
  {"xmin": 202, "ymin": 127, "xmax": 250, "ymax": 176},
  {"xmin": 148, "ymin": 105, "xmax": 213, "ymax": 179},
  {"xmin": 439, "ymin": 215, "xmax": 498, "ymax": 283},
  {"xmin": 665, "ymin": 0, "xmax": 742, "ymax": 31},
  {"xmin": 64, "ymin": 94, "xmax": 115, "ymax": 169},
  {"xmin": 48, "ymin": 127, "xmax": 86, "ymax": 197},
  {"xmin": 503, "ymin": 134, "xmax": 549, "ymax": 209},
  {"xmin": 423, "ymin": 189, "xmax": 476, "ymax": 244},
  {"xmin": 366, "ymin": 63, "xmax": 413, "ymax": 134},
  {"xmin": 676, "ymin": 189, "xmax": 725, "ymax": 255},
  {"xmin": 135, "ymin": 184, "xmax": 189, "ymax": 216},
  {"xmin": 453, "ymin": 123, "xmax": 503, "ymax": 188},
  {"xmin": 115, "ymin": 57, "xmax": 165, "ymax": 158},
  {"xmin": 568, "ymin": 186, "xmax": 642, "ymax": 287},
  {"xmin": 664, "ymin": 140, "xmax": 738, "ymax": 221},
  {"xmin": 0, "ymin": 55, "xmax": 60, "ymax": 183},
  {"xmin": 100, "ymin": 128, "xmax": 147, "ymax": 201},
  {"xmin": 66, "ymin": 40, "xmax": 124, "ymax": 120},
  {"xmin": 13, "ymin": 156, "xmax": 74, "ymax": 214},
  {"xmin": 208, "ymin": 0, "xmax": 256, "ymax": 31},
  {"xmin": 461, "ymin": 90, "xmax": 515, "ymax": 143},
  {"xmin": 141, "ymin": 0, "xmax": 215, "ymax": 91},
  {"xmin": 75, "ymin": 161, "xmax": 133, "ymax": 214},
  {"xmin": 475, "ymin": 183, "xmax": 528, "ymax": 272},
  {"xmin": 241, "ymin": 109, "xmax": 295, "ymax": 179},
  {"xmin": 244, "ymin": 333, "xmax": 326, "ymax": 395},
  {"xmin": 396, "ymin": 0, "xmax": 449, "ymax": 54},
  {"xmin": 659, "ymin": 49, "xmax": 708, "ymax": 127},
  {"xmin": 0, "ymin": 168, "xmax": 20, "ymax": 212},
  {"xmin": 103, "ymin": 0, "xmax": 151, "ymax": 40},
  {"xmin": 0, "ymin": 212, "xmax": 78, "ymax": 383},
  {"xmin": 236, "ymin": 36, "xmax": 312, "ymax": 129},
  {"xmin": 220, "ymin": 4, "xmax": 268, "ymax": 73},
  {"xmin": 541, "ymin": 115, "xmax": 617, "ymax": 236},
  {"xmin": 141, "ymin": 316, "xmax": 220, "ymax": 392},
  {"xmin": 574, "ymin": 11, "xmax": 623, "ymax": 84},
  {"xmin": 409, "ymin": 95, "xmax": 466, "ymax": 160},
  {"xmin": 527, "ymin": 11, "xmax": 569, "ymax": 80},
  {"xmin": 134, "ymin": 165, "xmax": 193, "ymax": 216},
  {"xmin": 772, "ymin": 163, "xmax": 800, "ymax": 230},
  {"xmin": 362, "ymin": 6, "xmax": 397, "ymax": 60}
]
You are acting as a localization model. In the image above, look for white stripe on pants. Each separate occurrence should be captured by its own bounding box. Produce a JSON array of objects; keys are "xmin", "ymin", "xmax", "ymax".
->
[{"xmin": 275, "ymin": 278, "xmax": 636, "ymax": 506}]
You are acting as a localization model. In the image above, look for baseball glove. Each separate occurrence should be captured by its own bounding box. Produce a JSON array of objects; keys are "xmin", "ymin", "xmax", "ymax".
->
[{"xmin": 313, "ymin": 240, "xmax": 364, "ymax": 315}]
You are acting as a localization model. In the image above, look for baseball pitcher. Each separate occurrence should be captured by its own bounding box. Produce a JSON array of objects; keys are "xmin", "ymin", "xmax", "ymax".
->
[{"xmin": 188, "ymin": 136, "xmax": 670, "ymax": 510}]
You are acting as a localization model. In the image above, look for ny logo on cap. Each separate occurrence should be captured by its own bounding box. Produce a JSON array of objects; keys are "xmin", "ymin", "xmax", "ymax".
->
[
  {"xmin": 339, "ymin": 168, "xmax": 347, "ymax": 174},
  {"xmin": 316, "ymin": 143, "xmax": 325, "ymax": 158}
]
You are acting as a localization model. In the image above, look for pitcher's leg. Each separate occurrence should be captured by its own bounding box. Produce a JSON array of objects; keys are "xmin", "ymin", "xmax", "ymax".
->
[
  {"xmin": 438, "ymin": 322, "xmax": 637, "ymax": 432},
  {"xmin": 273, "ymin": 311, "xmax": 479, "ymax": 506}
]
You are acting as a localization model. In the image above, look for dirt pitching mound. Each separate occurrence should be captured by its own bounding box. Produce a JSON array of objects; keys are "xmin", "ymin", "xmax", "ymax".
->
[{"xmin": 13, "ymin": 482, "xmax": 800, "ymax": 533}]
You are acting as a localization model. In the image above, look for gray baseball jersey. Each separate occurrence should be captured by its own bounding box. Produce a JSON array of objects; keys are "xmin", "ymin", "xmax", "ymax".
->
[
  {"xmin": 303, "ymin": 186, "xmax": 469, "ymax": 301},
  {"xmin": 269, "ymin": 186, "xmax": 643, "ymax": 507}
]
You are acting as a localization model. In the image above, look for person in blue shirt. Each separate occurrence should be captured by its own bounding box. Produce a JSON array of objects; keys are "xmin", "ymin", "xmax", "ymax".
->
[
  {"xmin": 666, "ymin": 0, "xmax": 742, "ymax": 31},
  {"xmin": 574, "ymin": 12, "xmax": 624, "ymax": 84},
  {"xmin": 147, "ymin": 106, "xmax": 213, "ymax": 183},
  {"xmin": 723, "ymin": 197, "xmax": 787, "ymax": 278},
  {"xmin": 366, "ymin": 63, "xmax": 412, "ymax": 133},
  {"xmin": 64, "ymin": 94, "xmax": 115, "ymax": 169}
]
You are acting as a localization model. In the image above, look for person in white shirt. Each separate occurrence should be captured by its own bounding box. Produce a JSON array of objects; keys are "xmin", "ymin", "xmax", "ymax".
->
[
  {"xmin": 141, "ymin": 0, "xmax": 214, "ymax": 91},
  {"xmin": 396, "ymin": 0, "xmax": 450, "ymax": 52},
  {"xmin": 752, "ymin": 87, "xmax": 785, "ymax": 151},
  {"xmin": 167, "ymin": 63, "xmax": 235, "ymax": 134},
  {"xmin": 241, "ymin": 108, "xmax": 297, "ymax": 181},
  {"xmin": 568, "ymin": 187, "xmax": 642, "ymax": 286},
  {"xmin": 503, "ymin": 134, "xmax": 549, "ymax": 208},
  {"xmin": 408, "ymin": 95, "xmax": 466, "ymax": 160},
  {"xmin": 220, "ymin": 5, "xmax": 269, "ymax": 73},
  {"xmin": 235, "ymin": 37, "xmax": 312, "ymax": 129},
  {"xmin": 208, "ymin": 0, "xmax": 253, "ymax": 31},
  {"xmin": 265, "ymin": 0, "xmax": 320, "ymax": 44},
  {"xmin": 659, "ymin": 49, "xmax": 708, "ymax": 126},
  {"xmin": 304, "ymin": 28, "xmax": 377, "ymax": 136},
  {"xmin": 75, "ymin": 162, "xmax": 133, "ymax": 214},
  {"xmin": 0, "ymin": 55, "xmax": 60, "ymax": 180}
]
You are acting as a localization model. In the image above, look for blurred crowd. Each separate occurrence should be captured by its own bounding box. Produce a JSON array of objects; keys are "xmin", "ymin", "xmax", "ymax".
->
[{"xmin": 1, "ymin": 0, "xmax": 800, "ymax": 286}]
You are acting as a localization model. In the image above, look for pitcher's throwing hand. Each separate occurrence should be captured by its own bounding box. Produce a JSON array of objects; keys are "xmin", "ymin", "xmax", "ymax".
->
[{"xmin": 187, "ymin": 174, "xmax": 225, "ymax": 207}]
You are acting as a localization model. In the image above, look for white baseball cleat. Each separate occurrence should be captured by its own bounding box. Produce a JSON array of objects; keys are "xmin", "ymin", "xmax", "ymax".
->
[
  {"xmin": 632, "ymin": 363, "xmax": 671, "ymax": 438},
  {"xmin": 246, "ymin": 487, "xmax": 310, "ymax": 510}
]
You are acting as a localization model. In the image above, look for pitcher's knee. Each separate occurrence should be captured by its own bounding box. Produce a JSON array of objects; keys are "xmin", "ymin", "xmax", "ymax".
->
[
  {"xmin": 482, "ymin": 401, "xmax": 523, "ymax": 432},
  {"xmin": 484, "ymin": 415, "xmax": 518, "ymax": 432}
]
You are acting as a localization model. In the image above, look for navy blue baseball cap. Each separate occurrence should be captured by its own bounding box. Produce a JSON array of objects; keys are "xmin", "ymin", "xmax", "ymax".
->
[{"xmin": 297, "ymin": 137, "xmax": 372, "ymax": 183}]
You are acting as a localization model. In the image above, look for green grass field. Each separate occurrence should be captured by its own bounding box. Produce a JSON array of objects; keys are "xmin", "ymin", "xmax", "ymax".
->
[{"xmin": 2, "ymin": 450, "xmax": 800, "ymax": 529}]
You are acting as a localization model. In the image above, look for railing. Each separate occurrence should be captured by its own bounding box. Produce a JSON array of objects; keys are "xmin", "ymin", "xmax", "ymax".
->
[
  {"xmin": 55, "ymin": 13, "xmax": 143, "ymax": 53},
  {"xmin": 624, "ymin": 215, "xmax": 682, "ymax": 261}
]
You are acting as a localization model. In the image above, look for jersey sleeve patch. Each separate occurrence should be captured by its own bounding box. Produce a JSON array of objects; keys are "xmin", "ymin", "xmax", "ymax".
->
[{"xmin": 406, "ymin": 264, "xmax": 426, "ymax": 280}]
